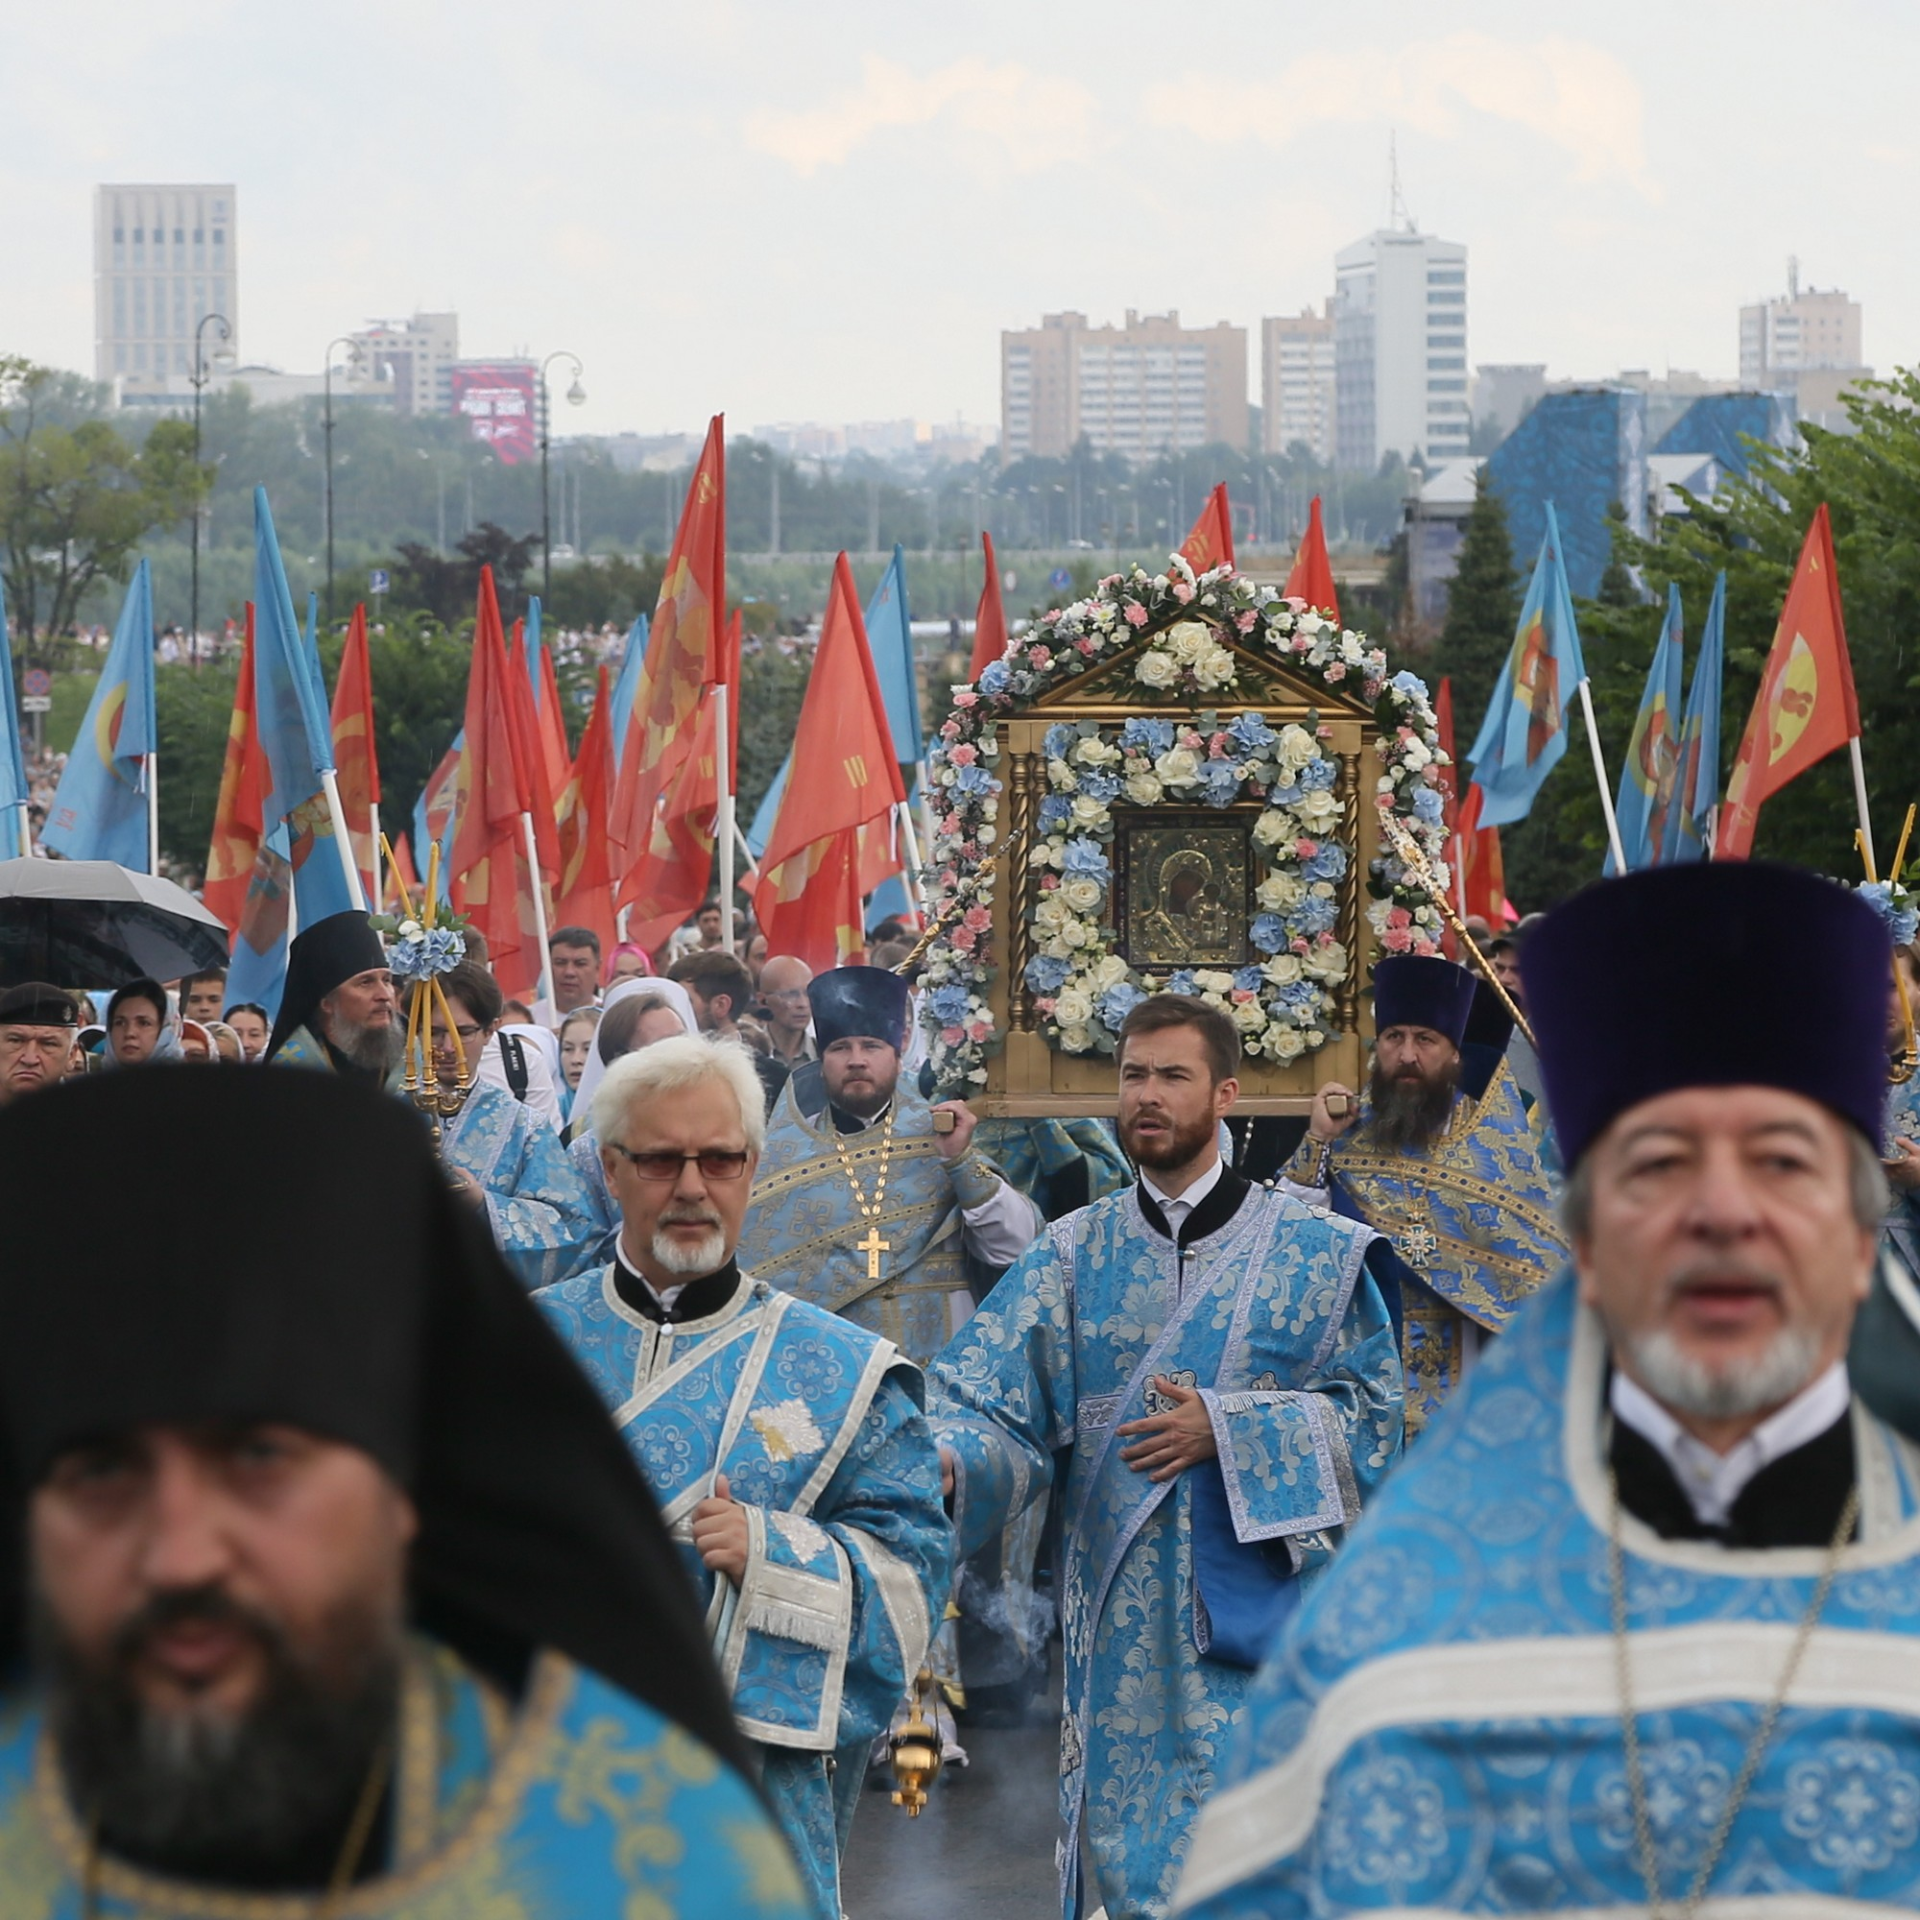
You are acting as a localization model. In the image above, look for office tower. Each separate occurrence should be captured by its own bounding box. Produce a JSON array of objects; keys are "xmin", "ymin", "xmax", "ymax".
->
[
  {"xmin": 1333, "ymin": 228, "xmax": 1467, "ymax": 470},
  {"xmin": 94, "ymin": 185, "xmax": 237, "ymax": 384}
]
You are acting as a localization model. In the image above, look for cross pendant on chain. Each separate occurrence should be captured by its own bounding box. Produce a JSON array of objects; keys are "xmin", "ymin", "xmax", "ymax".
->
[{"xmin": 856, "ymin": 1223, "xmax": 891, "ymax": 1281}]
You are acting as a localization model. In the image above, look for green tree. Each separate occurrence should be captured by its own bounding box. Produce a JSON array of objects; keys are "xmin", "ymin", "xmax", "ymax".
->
[
  {"xmin": 0, "ymin": 358, "xmax": 206, "ymax": 659},
  {"xmin": 1428, "ymin": 468, "xmax": 1519, "ymax": 731}
]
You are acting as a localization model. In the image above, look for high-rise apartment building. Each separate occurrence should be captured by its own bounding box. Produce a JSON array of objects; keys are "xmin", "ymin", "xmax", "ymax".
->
[
  {"xmin": 93, "ymin": 185, "xmax": 237, "ymax": 384},
  {"xmin": 1738, "ymin": 263, "xmax": 1868, "ymax": 431},
  {"xmin": 1261, "ymin": 303, "xmax": 1336, "ymax": 462},
  {"xmin": 1333, "ymin": 228, "xmax": 1468, "ymax": 470},
  {"xmin": 1001, "ymin": 311, "xmax": 1247, "ymax": 462},
  {"xmin": 342, "ymin": 313, "xmax": 460, "ymax": 416}
]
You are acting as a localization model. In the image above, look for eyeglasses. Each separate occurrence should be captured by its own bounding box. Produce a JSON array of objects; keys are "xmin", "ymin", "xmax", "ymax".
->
[{"xmin": 605, "ymin": 1144, "xmax": 751, "ymax": 1183}]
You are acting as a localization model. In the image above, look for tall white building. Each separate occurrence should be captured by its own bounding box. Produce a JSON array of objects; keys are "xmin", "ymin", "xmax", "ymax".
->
[
  {"xmin": 1738, "ymin": 263, "xmax": 1867, "ymax": 431},
  {"xmin": 343, "ymin": 312, "xmax": 459, "ymax": 416},
  {"xmin": 1261, "ymin": 303, "xmax": 1336, "ymax": 461},
  {"xmin": 1333, "ymin": 228, "xmax": 1467, "ymax": 471},
  {"xmin": 93, "ymin": 185, "xmax": 237, "ymax": 385}
]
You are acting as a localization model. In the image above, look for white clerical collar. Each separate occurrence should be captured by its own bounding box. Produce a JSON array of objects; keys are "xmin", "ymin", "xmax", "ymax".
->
[
  {"xmin": 1610, "ymin": 1360, "xmax": 1852, "ymax": 1531},
  {"xmin": 615, "ymin": 1241, "xmax": 686, "ymax": 1314},
  {"xmin": 1140, "ymin": 1156, "xmax": 1224, "ymax": 1227}
]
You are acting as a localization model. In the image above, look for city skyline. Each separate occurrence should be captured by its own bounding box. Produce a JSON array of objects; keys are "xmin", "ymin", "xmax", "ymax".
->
[{"xmin": 5, "ymin": 1, "xmax": 1917, "ymax": 439}]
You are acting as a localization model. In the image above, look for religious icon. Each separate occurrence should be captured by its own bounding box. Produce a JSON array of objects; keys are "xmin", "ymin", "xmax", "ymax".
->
[{"xmin": 1119, "ymin": 817, "xmax": 1251, "ymax": 968}]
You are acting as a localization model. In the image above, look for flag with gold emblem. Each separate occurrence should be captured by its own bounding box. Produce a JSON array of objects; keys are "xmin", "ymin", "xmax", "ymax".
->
[{"xmin": 754, "ymin": 553, "xmax": 907, "ymax": 968}]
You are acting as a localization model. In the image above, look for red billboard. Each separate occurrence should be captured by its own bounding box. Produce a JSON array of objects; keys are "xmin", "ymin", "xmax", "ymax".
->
[{"xmin": 451, "ymin": 361, "xmax": 537, "ymax": 464}]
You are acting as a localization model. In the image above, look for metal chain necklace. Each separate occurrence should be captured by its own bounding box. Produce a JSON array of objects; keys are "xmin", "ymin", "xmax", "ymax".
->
[
  {"xmin": 1607, "ymin": 1471, "xmax": 1858, "ymax": 1919},
  {"xmin": 830, "ymin": 1100, "xmax": 897, "ymax": 1282}
]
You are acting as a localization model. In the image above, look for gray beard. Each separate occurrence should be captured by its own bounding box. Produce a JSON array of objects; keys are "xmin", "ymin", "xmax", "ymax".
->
[
  {"xmin": 651, "ymin": 1223, "xmax": 729, "ymax": 1275},
  {"xmin": 1622, "ymin": 1324, "xmax": 1824, "ymax": 1424},
  {"xmin": 36, "ymin": 1585, "xmax": 401, "ymax": 1891},
  {"xmin": 325, "ymin": 1014, "xmax": 404, "ymax": 1076}
]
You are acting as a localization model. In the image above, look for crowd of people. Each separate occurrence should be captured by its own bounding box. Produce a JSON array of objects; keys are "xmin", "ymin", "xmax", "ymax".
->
[{"xmin": 1, "ymin": 858, "xmax": 1919, "ymax": 1917}]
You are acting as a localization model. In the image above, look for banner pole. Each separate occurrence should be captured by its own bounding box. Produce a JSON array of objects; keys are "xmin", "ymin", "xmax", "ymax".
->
[
  {"xmin": 1849, "ymin": 736, "xmax": 1877, "ymax": 880},
  {"xmin": 147, "ymin": 753, "xmax": 160, "ymax": 876},
  {"xmin": 895, "ymin": 798, "xmax": 928, "ymax": 918},
  {"xmin": 368, "ymin": 800, "xmax": 383, "ymax": 912},
  {"xmin": 520, "ymin": 811, "xmax": 555, "ymax": 1010},
  {"xmin": 1576, "ymin": 678, "xmax": 1628, "ymax": 873},
  {"xmin": 715, "ymin": 683, "xmax": 736, "ymax": 955},
  {"xmin": 319, "ymin": 767, "xmax": 369, "ymax": 911}
]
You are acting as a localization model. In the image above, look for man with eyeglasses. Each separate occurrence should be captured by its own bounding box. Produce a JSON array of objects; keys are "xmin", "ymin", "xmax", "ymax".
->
[
  {"xmin": 0, "ymin": 983, "xmax": 80, "ymax": 1106},
  {"xmin": 533, "ymin": 1032, "xmax": 951, "ymax": 1920},
  {"xmin": 757, "ymin": 955, "xmax": 817, "ymax": 1067}
]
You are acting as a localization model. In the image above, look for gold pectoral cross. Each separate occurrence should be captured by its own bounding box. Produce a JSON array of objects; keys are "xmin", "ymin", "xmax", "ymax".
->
[{"xmin": 856, "ymin": 1224, "xmax": 891, "ymax": 1281}]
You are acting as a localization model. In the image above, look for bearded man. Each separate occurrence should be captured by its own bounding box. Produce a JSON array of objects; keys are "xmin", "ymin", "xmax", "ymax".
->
[
  {"xmin": 1179, "ymin": 860, "xmax": 1920, "ymax": 1918},
  {"xmin": 0, "ymin": 1068, "xmax": 811, "ymax": 1915},
  {"xmin": 266, "ymin": 910, "xmax": 403, "ymax": 1083},
  {"xmin": 1285, "ymin": 952, "xmax": 1564, "ymax": 1434},
  {"xmin": 929, "ymin": 994, "xmax": 1403, "ymax": 1920}
]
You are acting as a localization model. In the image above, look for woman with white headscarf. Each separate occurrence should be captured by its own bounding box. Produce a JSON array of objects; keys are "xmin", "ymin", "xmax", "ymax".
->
[{"xmin": 561, "ymin": 977, "xmax": 698, "ymax": 1275}]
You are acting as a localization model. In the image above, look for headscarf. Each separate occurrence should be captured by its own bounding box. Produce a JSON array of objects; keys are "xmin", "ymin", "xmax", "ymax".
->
[
  {"xmin": 603, "ymin": 941, "xmax": 653, "ymax": 986},
  {"xmin": 571, "ymin": 976, "xmax": 698, "ymax": 1117},
  {"xmin": 266, "ymin": 911, "xmax": 387, "ymax": 1061},
  {"xmin": 0, "ymin": 1069, "xmax": 750, "ymax": 1771}
]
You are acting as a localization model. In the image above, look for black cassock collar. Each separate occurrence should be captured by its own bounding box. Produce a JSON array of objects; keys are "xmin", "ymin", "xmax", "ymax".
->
[{"xmin": 1135, "ymin": 1168, "xmax": 1253, "ymax": 1251}]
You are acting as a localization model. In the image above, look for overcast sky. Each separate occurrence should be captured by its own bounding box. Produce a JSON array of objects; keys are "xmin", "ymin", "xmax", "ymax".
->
[{"xmin": 6, "ymin": 0, "xmax": 1916, "ymax": 438}]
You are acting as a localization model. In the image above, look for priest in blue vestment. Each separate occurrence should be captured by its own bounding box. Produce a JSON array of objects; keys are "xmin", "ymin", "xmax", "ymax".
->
[
  {"xmin": 408, "ymin": 962, "xmax": 595, "ymax": 1288},
  {"xmin": 1180, "ymin": 861, "xmax": 1920, "ymax": 1917},
  {"xmin": 1283, "ymin": 951, "xmax": 1565, "ymax": 1434},
  {"xmin": 0, "ymin": 1068, "xmax": 812, "ymax": 1918},
  {"xmin": 930, "ymin": 993, "xmax": 1405, "ymax": 1920},
  {"xmin": 266, "ymin": 909, "xmax": 405, "ymax": 1084},
  {"xmin": 533, "ymin": 1034, "xmax": 952, "ymax": 1918}
]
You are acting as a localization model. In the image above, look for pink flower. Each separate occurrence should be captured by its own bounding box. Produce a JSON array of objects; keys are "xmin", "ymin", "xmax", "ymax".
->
[
  {"xmin": 1386, "ymin": 906, "xmax": 1412, "ymax": 929},
  {"xmin": 1123, "ymin": 601, "xmax": 1149, "ymax": 627},
  {"xmin": 1035, "ymin": 996, "xmax": 1057, "ymax": 1015},
  {"xmin": 1077, "ymin": 637, "xmax": 1098, "ymax": 656},
  {"xmin": 1316, "ymin": 931, "xmax": 1336, "ymax": 947},
  {"xmin": 1236, "ymin": 609, "xmax": 1258, "ymax": 632},
  {"xmin": 1043, "ymin": 609, "xmax": 1061, "ymax": 624},
  {"xmin": 940, "ymin": 719, "xmax": 961, "ymax": 740},
  {"xmin": 1296, "ymin": 838, "xmax": 1317, "ymax": 858},
  {"xmin": 954, "ymin": 689, "xmax": 978, "ymax": 708},
  {"xmin": 949, "ymin": 743, "xmax": 978, "ymax": 767},
  {"xmin": 950, "ymin": 925, "xmax": 978, "ymax": 953},
  {"xmin": 1317, "ymin": 725, "xmax": 1334, "ymax": 739},
  {"xmin": 1180, "ymin": 728, "xmax": 1204, "ymax": 751},
  {"xmin": 1290, "ymin": 937, "xmax": 1310, "ymax": 956},
  {"xmin": 962, "ymin": 905, "xmax": 992, "ymax": 932},
  {"xmin": 1412, "ymin": 936, "xmax": 1438, "ymax": 957},
  {"xmin": 968, "ymin": 1020, "xmax": 992, "ymax": 1043},
  {"xmin": 1172, "ymin": 582, "xmax": 1195, "ymax": 604},
  {"xmin": 1284, "ymin": 595, "xmax": 1308, "ymax": 613},
  {"xmin": 1100, "ymin": 573, "xmax": 1121, "ymax": 590},
  {"xmin": 1291, "ymin": 635, "xmax": 1312, "ymax": 653},
  {"xmin": 1230, "ymin": 989, "xmax": 1256, "ymax": 1005},
  {"xmin": 1039, "ymin": 873, "xmax": 1060, "ymax": 891},
  {"xmin": 1381, "ymin": 926, "xmax": 1413, "ymax": 953},
  {"xmin": 941, "ymin": 1025, "xmax": 965, "ymax": 1045},
  {"xmin": 1031, "ymin": 647, "xmax": 1053, "ymax": 670},
  {"xmin": 1324, "ymin": 663, "xmax": 1347, "ymax": 682},
  {"xmin": 1208, "ymin": 732, "xmax": 1230, "ymax": 758}
]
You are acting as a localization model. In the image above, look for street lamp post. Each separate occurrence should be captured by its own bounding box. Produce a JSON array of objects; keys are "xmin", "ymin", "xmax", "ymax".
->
[
  {"xmin": 539, "ymin": 351, "xmax": 586, "ymax": 599},
  {"xmin": 322, "ymin": 336, "xmax": 355, "ymax": 628},
  {"xmin": 189, "ymin": 312, "xmax": 232, "ymax": 659}
]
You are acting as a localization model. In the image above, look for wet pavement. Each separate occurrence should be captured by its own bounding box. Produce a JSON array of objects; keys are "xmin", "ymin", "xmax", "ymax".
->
[{"xmin": 842, "ymin": 1671, "xmax": 1063, "ymax": 1919}]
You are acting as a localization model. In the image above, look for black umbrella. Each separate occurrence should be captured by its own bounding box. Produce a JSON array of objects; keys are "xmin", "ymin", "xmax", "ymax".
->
[{"xmin": 0, "ymin": 859, "xmax": 231, "ymax": 990}]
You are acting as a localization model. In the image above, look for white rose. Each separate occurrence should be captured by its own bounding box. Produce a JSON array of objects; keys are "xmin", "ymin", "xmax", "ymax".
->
[
  {"xmin": 1296, "ymin": 789, "xmax": 1342, "ymax": 831},
  {"xmin": 1365, "ymin": 899, "xmax": 1395, "ymax": 935},
  {"xmin": 1092, "ymin": 954, "xmax": 1131, "ymax": 989},
  {"xmin": 1124, "ymin": 771, "xmax": 1164, "ymax": 807},
  {"xmin": 1054, "ymin": 988, "xmax": 1094, "ymax": 1027},
  {"xmin": 1069, "ymin": 795, "xmax": 1109, "ymax": 831},
  {"xmin": 1231, "ymin": 997, "xmax": 1267, "ymax": 1032},
  {"xmin": 1048, "ymin": 758, "xmax": 1077, "ymax": 791},
  {"xmin": 1166, "ymin": 620, "xmax": 1211, "ymax": 662},
  {"xmin": 1256, "ymin": 872, "xmax": 1305, "ymax": 913},
  {"xmin": 1251, "ymin": 809, "xmax": 1289, "ymax": 847},
  {"xmin": 1400, "ymin": 738, "xmax": 1432, "ymax": 772},
  {"xmin": 1059, "ymin": 919, "xmax": 1092, "ymax": 949},
  {"xmin": 1195, "ymin": 969, "xmax": 1234, "ymax": 994},
  {"xmin": 1060, "ymin": 876, "xmax": 1105, "ymax": 913},
  {"xmin": 1192, "ymin": 647, "xmax": 1237, "ymax": 689},
  {"xmin": 1071, "ymin": 735, "xmax": 1120, "ymax": 767},
  {"xmin": 1296, "ymin": 613, "xmax": 1326, "ymax": 638},
  {"xmin": 1304, "ymin": 941, "xmax": 1349, "ymax": 982},
  {"xmin": 398, "ymin": 919, "xmax": 423, "ymax": 941},
  {"xmin": 1154, "ymin": 747, "xmax": 1201, "ymax": 786},
  {"xmin": 1262, "ymin": 953, "xmax": 1304, "ymax": 987},
  {"xmin": 1033, "ymin": 894, "xmax": 1068, "ymax": 931},
  {"xmin": 1266, "ymin": 1025, "xmax": 1307, "ymax": 1062},
  {"xmin": 1043, "ymin": 934, "xmax": 1075, "ymax": 960},
  {"xmin": 1058, "ymin": 1023, "xmax": 1095, "ymax": 1054},
  {"xmin": 979, "ymin": 826, "xmax": 997, "ymax": 846},
  {"xmin": 1276, "ymin": 724, "xmax": 1318, "ymax": 772},
  {"xmin": 1134, "ymin": 651, "xmax": 1179, "ymax": 689}
]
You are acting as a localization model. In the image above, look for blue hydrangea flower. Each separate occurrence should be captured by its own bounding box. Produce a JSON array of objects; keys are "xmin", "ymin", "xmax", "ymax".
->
[
  {"xmin": 1289, "ymin": 895, "xmax": 1338, "ymax": 937},
  {"xmin": 1410, "ymin": 787, "xmax": 1445, "ymax": 825},
  {"xmin": 1198, "ymin": 762, "xmax": 1241, "ymax": 808},
  {"xmin": 1097, "ymin": 982, "xmax": 1147, "ymax": 1030},
  {"xmin": 1859, "ymin": 881, "xmax": 1920, "ymax": 949},
  {"xmin": 1120, "ymin": 716, "xmax": 1176, "ymax": 754},
  {"xmin": 1232, "ymin": 965, "xmax": 1266, "ymax": 993},
  {"xmin": 1166, "ymin": 969, "xmax": 1199, "ymax": 996},
  {"xmin": 1024, "ymin": 953, "xmax": 1071, "ymax": 995},
  {"xmin": 978, "ymin": 659, "xmax": 1011, "ymax": 694},
  {"xmin": 1267, "ymin": 779, "xmax": 1303, "ymax": 809},
  {"xmin": 1043, "ymin": 722, "xmax": 1077, "ymax": 760},
  {"xmin": 1298, "ymin": 758, "xmax": 1337, "ymax": 791},
  {"xmin": 1227, "ymin": 712, "xmax": 1278, "ymax": 753},
  {"xmin": 1249, "ymin": 913, "xmax": 1287, "ymax": 954},
  {"xmin": 1078, "ymin": 770, "xmax": 1123, "ymax": 803},
  {"xmin": 927, "ymin": 983, "xmax": 973, "ymax": 1025},
  {"xmin": 1304, "ymin": 843, "xmax": 1348, "ymax": 882},
  {"xmin": 1038, "ymin": 793, "xmax": 1071, "ymax": 832},
  {"xmin": 1061, "ymin": 837, "xmax": 1110, "ymax": 879},
  {"xmin": 1391, "ymin": 669, "xmax": 1428, "ymax": 698},
  {"xmin": 1279, "ymin": 980, "xmax": 1319, "ymax": 1013},
  {"xmin": 950, "ymin": 763, "xmax": 993, "ymax": 797}
]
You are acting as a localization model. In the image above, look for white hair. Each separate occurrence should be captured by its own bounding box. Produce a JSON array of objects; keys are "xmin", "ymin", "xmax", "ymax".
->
[{"xmin": 590, "ymin": 1033, "xmax": 766, "ymax": 1155}]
